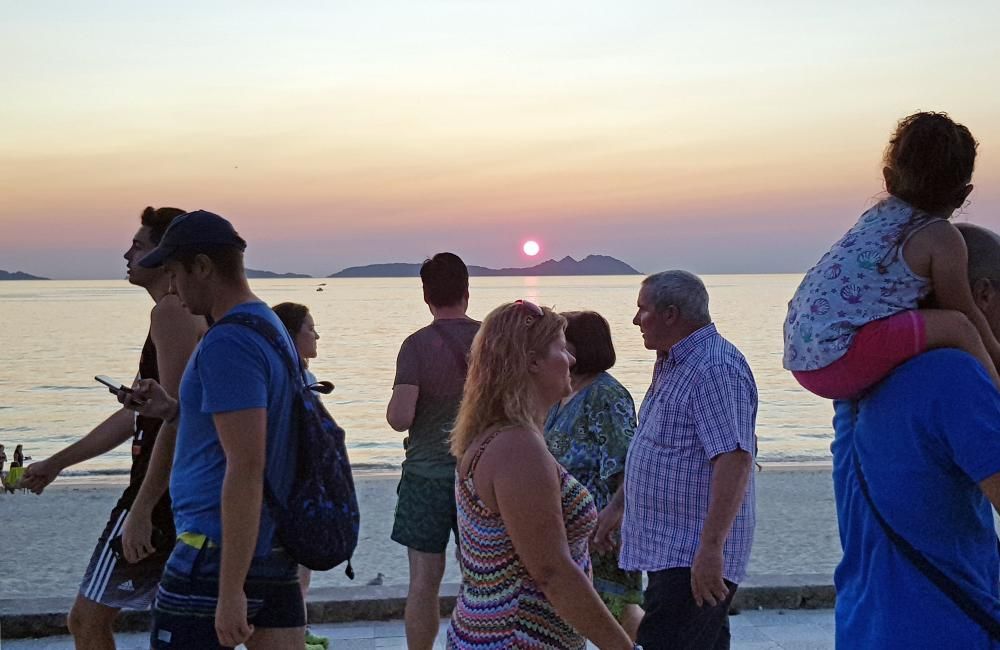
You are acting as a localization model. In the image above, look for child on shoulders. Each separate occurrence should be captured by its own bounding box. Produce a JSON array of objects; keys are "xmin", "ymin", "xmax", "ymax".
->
[{"xmin": 784, "ymin": 111, "xmax": 1000, "ymax": 399}]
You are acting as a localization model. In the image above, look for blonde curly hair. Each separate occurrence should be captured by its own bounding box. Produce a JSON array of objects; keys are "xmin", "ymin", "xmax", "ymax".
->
[{"xmin": 450, "ymin": 301, "xmax": 566, "ymax": 457}]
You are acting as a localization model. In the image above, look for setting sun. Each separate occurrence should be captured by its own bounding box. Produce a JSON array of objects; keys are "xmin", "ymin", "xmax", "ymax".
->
[{"xmin": 523, "ymin": 240, "xmax": 540, "ymax": 256}]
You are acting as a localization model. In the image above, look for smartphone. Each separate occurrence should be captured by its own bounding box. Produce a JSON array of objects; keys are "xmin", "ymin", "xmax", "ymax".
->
[{"xmin": 95, "ymin": 375, "xmax": 145, "ymax": 406}]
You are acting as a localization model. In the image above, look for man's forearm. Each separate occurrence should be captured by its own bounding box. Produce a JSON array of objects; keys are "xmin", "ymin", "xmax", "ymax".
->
[
  {"xmin": 48, "ymin": 409, "xmax": 135, "ymax": 470},
  {"xmin": 701, "ymin": 449, "xmax": 753, "ymax": 548},
  {"xmin": 219, "ymin": 462, "xmax": 263, "ymax": 600},
  {"xmin": 129, "ymin": 424, "xmax": 177, "ymax": 515}
]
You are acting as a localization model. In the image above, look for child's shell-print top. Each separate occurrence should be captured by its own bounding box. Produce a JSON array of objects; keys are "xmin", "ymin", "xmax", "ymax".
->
[{"xmin": 783, "ymin": 197, "xmax": 937, "ymax": 371}]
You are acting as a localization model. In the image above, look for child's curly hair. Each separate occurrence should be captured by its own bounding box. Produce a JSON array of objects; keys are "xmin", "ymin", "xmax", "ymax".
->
[{"xmin": 884, "ymin": 111, "xmax": 977, "ymax": 215}]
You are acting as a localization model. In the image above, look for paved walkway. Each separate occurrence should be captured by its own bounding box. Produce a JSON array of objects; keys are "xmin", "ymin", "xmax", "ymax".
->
[{"xmin": 3, "ymin": 609, "xmax": 835, "ymax": 649}]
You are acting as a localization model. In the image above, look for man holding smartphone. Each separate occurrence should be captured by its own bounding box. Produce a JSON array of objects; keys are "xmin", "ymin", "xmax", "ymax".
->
[
  {"xmin": 129, "ymin": 210, "xmax": 305, "ymax": 649},
  {"xmin": 22, "ymin": 206, "xmax": 206, "ymax": 650}
]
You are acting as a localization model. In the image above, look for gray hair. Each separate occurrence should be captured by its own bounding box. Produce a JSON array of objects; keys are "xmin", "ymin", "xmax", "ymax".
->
[
  {"xmin": 956, "ymin": 223, "xmax": 1000, "ymax": 285},
  {"xmin": 642, "ymin": 270, "xmax": 711, "ymax": 324}
]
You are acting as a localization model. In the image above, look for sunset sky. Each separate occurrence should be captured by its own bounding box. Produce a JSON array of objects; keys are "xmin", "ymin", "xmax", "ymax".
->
[{"xmin": 2, "ymin": 1, "xmax": 999, "ymax": 279}]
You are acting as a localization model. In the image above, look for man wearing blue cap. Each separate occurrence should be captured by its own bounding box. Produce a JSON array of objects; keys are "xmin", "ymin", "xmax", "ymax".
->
[{"xmin": 129, "ymin": 210, "xmax": 305, "ymax": 649}]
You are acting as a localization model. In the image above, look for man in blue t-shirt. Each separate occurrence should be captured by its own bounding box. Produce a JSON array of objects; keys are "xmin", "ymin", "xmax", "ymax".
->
[
  {"xmin": 833, "ymin": 223, "xmax": 1000, "ymax": 648},
  {"xmin": 131, "ymin": 210, "xmax": 304, "ymax": 649}
]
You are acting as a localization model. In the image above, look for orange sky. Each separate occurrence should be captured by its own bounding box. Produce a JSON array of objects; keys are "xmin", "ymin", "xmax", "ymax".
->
[{"xmin": 2, "ymin": 2, "xmax": 999, "ymax": 278}]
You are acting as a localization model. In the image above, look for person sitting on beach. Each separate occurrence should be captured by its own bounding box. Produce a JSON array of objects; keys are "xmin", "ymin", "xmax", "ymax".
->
[
  {"xmin": 273, "ymin": 301, "xmax": 329, "ymax": 650},
  {"xmin": 543, "ymin": 310, "xmax": 644, "ymax": 638},
  {"xmin": 832, "ymin": 223, "xmax": 1000, "ymax": 648},
  {"xmin": 21, "ymin": 206, "xmax": 205, "ymax": 650},
  {"xmin": 385, "ymin": 252, "xmax": 480, "ymax": 650},
  {"xmin": 447, "ymin": 300, "xmax": 636, "ymax": 650},
  {"xmin": 784, "ymin": 111, "xmax": 1000, "ymax": 399},
  {"xmin": 597, "ymin": 271, "xmax": 757, "ymax": 650},
  {"xmin": 126, "ymin": 210, "xmax": 305, "ymax": 649}
]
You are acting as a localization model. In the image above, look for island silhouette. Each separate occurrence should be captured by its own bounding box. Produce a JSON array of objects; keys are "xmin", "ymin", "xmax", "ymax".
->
[
  {"xmin": 329, "ymin": 254, "xmax": 640, "ymax": 278},
  {"xmin": 1, "ymin": 256, "xmax": 641, "ymax": 280},
  {"xmin": 0, "ymin": 269, "xmax": 48, "ymax": 280}
]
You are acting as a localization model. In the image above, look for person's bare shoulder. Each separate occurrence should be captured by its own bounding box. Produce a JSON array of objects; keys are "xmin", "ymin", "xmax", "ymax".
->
[
  {"xmin": 904, "ymin": 219, "xmax": 963, "ymax": 277},
  {"xmin": 478, "ymin": 427, "xmax": 556, "ymax": 478},
  {"xmin": 151, "ymin": 292, "xmax": 182, "ymax": 317},
  {"xmin": 151, "ymin": 294, "xmax": 206, "ymax": 336}
]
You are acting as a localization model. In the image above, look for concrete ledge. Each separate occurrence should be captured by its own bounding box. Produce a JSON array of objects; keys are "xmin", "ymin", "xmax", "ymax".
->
[
  {"xmin": 0, "ymin": 576, "xmax": 833, "ymax": 639},
  {"xmin": 733, "ymin": 574, "xmax": 836, "ymax": 611}
]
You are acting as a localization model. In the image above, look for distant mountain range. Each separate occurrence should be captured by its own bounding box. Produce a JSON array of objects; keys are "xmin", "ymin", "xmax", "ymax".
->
[
  {"xmin": 0, "ymin": 269, "xmax": 48, "ymax": 280},
  {"xmin": 0, "ymin": 256, "xmax": 640, "ymax": 280},
  {"xmin": 0, "ymin": 268, "xmax": 306, "ymax": 280},
  {"xmin": 245, "ymin": 268, "xmax": 312, "ymax": 279},
  {"xmin": 330, "ymin": 255, "xmax": 640, "ymax": 278}
]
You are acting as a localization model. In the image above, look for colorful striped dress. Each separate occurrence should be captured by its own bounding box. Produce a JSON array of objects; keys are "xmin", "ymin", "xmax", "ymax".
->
[{"xmin": 447, "ymin": 430, "xmax": 599, "ymax": 649}]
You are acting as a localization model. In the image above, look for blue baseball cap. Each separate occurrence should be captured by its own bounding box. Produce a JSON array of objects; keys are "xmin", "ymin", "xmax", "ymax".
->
[{"xmin": 139, "ymin": 210, "xmax": 247, "ymax": 268}]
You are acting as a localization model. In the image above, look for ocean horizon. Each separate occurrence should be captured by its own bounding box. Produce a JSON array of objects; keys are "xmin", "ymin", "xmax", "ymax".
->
[{"xmin": 0, "ymin": 274, "xmax": 832, "ymax": 479}]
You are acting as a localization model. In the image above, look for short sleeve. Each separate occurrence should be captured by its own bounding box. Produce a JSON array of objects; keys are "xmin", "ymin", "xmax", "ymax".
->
[
  {"xmin": 930, "ymin": 353, "xmax": 1000, "ymax": 483},
  {"xmin": 589, "ymin": 378, "xmax": 636, "ymax": 482},
  {"xmin": 196, "ymin": 334, "xmax": 269, "ymax": 413},
  {"xmin": 393, "ymin": 335, "xmax": 420, "ymax": 387},
  {"xmin": 690, "ymin": 363, "xmax": 758, "ymax": 459}
]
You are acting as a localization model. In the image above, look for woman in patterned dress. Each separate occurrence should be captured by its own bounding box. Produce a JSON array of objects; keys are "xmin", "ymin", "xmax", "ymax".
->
[
  {"xmin": 447, "ymin": 301, "xmax": 637, "ymax": 650},
  {"xmin": 543, "ymin": 311, "xmax": 643, "ymax": 638}
]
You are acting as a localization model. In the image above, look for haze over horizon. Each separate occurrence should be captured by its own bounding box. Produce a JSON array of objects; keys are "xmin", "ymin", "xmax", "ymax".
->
[{"xmin": 3, "ymin": 1, "xmax": 1000, "ymax": 280}]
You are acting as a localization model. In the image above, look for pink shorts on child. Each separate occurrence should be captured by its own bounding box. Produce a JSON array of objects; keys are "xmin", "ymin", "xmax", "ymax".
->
[{"xmin": 793, "ymin": 311, "xmax": 927, "ymax": 400}]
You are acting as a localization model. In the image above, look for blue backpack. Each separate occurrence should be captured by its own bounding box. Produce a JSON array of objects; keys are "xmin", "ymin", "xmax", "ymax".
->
[{"xmin": 214, "ymin": 312, "xmax": 360, "ymax": 575}]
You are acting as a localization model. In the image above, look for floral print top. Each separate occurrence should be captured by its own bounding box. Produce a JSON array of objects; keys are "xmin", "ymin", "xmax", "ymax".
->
[
  {"xmin": 783, "ymin": 196, "xmax": 937, "ymax": 371},
  {"xmin": 543, "ymin": 372, "xmax": 636, "ymax": 511}
]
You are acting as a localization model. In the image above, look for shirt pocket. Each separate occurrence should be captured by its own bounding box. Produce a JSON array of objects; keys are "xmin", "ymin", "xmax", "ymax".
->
[{"xmin": 646, "ymin": 398, "xmax": 696, "ymax": 452}]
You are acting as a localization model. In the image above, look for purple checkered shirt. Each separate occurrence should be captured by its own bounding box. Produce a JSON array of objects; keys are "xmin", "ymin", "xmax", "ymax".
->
[{"xmin": 620, "ymin": 323, "xmax": 758, "ymax": 583}]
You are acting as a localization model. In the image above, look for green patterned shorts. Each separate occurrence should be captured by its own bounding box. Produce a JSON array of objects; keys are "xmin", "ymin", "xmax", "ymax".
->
[
  {"xmin": 391, "ymin": 469, "xmax": 458, "ymax": 554},
  {"xmin": 593, "ymin": 548, "xmax": 644, "ymax": 619}
]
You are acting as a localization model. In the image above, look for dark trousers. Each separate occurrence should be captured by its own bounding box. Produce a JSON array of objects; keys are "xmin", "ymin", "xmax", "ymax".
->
[{"xmin": 636, "ymin": 567, "xmax": 738, "ymax": 650}]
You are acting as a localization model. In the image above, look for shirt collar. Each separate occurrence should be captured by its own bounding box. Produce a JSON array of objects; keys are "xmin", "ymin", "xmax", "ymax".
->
[{"xmin": 660, "ymin": 323, "xmax": 717, "ymax": 366}]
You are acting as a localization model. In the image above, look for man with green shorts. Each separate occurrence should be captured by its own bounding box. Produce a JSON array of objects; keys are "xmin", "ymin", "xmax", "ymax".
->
[{"xmin": 386, "ymin": 252, "xmax": 479, "ymax": 650}]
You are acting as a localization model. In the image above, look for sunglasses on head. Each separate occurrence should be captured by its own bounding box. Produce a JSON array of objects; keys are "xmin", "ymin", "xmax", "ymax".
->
[{"xmin": 514, "ymin": 299, "xmax": 544, "ymax": 325}]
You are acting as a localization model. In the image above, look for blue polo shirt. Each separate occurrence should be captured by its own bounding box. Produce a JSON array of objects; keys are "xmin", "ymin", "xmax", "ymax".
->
[
  {"xmin": 170, "ymin": 301, "xmax": 298, "ymax": 558},
  {"xmin": 832, "ymin": 350, "xmax": 1000, "ymax": 649}
]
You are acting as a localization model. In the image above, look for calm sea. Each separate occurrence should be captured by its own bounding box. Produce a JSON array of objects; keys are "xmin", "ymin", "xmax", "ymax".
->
[{"xmin": 0, "ymin": 274, "xmax": 832, "ymax": 479}]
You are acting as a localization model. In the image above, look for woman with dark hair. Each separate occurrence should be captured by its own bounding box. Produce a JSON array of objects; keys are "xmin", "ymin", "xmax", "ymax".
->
[
  {"xmin": 11, "ymin": 444, "xmax": 27, "ymax": 468},
  {"xmin": 271, "ymin": 302, "xmax": 329, "ymax": 650},
  {"xmin": 543, "ymin": 310, "xmax": 643, "ymax": 637},
  {"xmin": 272, "ymin": 302, "xmax": 319, "ymax": 379}
]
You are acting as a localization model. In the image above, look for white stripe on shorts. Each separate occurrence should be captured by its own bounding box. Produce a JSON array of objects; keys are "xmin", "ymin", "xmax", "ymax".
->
[{"xmin": 84, "ymin": 509, "xmax": 128, "ymax": 602}]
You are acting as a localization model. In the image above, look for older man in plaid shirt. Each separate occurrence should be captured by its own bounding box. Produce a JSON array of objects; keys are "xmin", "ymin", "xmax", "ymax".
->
[{"xmin": 598, "ymin": 270, "xmax": 757, "ymax": 650}]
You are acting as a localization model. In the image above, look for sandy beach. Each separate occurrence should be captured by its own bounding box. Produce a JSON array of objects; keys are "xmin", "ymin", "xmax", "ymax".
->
[{"xmin": 0, "ymin": 466, "xmax": 840, "ymax": 604}]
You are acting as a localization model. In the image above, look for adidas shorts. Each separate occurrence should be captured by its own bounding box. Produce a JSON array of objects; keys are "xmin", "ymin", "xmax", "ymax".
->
[{"xmin": 78, "ymin": 506, "xmax": 170, "ymax": 611}]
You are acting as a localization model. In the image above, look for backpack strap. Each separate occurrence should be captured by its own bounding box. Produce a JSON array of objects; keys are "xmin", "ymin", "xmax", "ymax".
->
[
  {"xmin": 464, "ymin": 426, "xmax": 510, "ymax": 481},
  {"xmin": 849, "ymin": 401, "xmax": 1000, "ymax": 640},
  {"xmin": 213, "ymin": 312, "xmax": 306, "ymax": 388},
  {"xmin": 431, "ymin": 321, "xmax": 471, "ymax": 374},
  {"xmin": 209, "ymin": 314, "xmax": 304, "ymax": 489}
]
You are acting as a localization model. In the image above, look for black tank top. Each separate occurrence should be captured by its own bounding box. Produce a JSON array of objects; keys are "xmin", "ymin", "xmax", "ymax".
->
[{"xmin": 116, "ymin": 331, "xmax": 175, "ymax": 535}]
